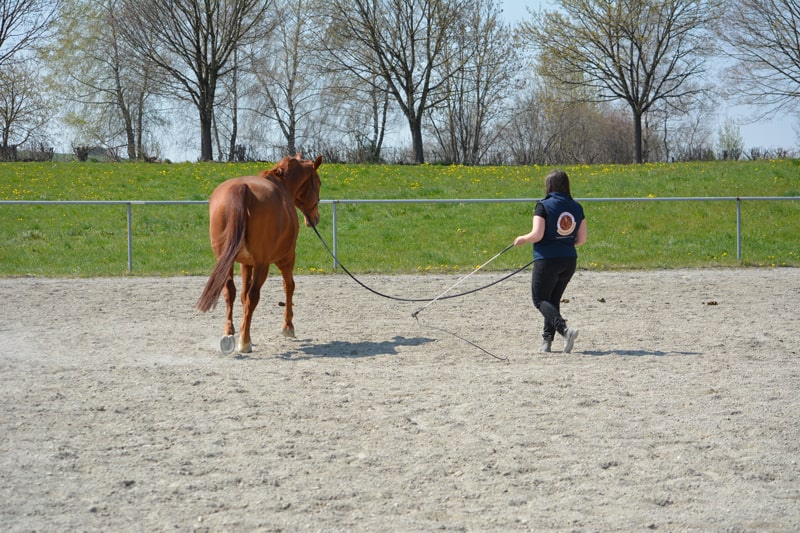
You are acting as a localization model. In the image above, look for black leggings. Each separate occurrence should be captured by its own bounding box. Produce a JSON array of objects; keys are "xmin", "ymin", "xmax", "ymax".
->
[{"xmin": 531, "ymin": 257, "xmax": 577, "ymax": 341}]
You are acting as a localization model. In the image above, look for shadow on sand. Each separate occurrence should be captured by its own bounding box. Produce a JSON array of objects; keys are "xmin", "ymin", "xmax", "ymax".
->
[
  {"xmin": 581, "ymin": 349, "xmax": 701, "ymax": 357},
  {"xmin": 278, "ymin": 335, "xmax": 436, "ymax": 360}
]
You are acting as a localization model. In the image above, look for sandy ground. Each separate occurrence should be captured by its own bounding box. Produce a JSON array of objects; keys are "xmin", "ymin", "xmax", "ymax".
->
[{"xmin": 1, "ymin": 268, "xmax": 798, "ymax": 532}]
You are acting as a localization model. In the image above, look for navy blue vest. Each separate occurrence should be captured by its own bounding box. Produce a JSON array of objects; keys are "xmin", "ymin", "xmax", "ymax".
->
[{"xmin": 533, "ymin": 192, "xmax": 585, "ymax": 261}]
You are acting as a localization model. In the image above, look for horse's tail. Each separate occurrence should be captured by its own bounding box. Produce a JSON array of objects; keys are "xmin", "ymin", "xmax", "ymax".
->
[{"xmin": 196, "ymin": 183, "xmax": 250, "ymax": 313}]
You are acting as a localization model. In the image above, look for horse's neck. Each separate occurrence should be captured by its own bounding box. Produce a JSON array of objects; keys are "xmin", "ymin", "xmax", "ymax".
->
[{"xmin": 269, "ymin": 173, "xmax": 305, "ymax": 199}]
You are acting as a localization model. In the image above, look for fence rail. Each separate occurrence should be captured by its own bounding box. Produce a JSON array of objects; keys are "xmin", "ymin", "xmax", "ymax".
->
[{"xmin": 1, "ymin": 197, "xmax": 798, "ymax": 271}]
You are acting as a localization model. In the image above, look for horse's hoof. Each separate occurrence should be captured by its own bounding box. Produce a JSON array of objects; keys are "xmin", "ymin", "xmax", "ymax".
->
[
  {"xmin": 220, "ymin": 335, "xmax": 236, "ymax": 355},
  {"xmin": 282, "ymin": 327, "xmax": 295, "ymax": 338},
  {"xmin": 237, "ymin": 341, "xmax": 252, "ymax": 353}
]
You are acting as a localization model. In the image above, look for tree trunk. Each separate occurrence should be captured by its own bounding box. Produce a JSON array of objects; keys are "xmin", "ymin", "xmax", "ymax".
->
[
  {"xmin": 199, "ymin": 90, "xmax": 215, "ymax": 161},
  {"xmin": 228, "ymin": 82, "xmax": 239, "ymax": 161},
  {"xmin": 633, "ymin": 109, "xmax": 643, "ymax": 164},
  {"xmin": 409, "ymin": 116, "xmax": 425, "ymax": 164},
  {"xmin": 228, "ymin": 107, "xmax": 238, "ymax": 162},
  {"xmin": 123, "ymin": 109, "xmax": 137, "ymax": 160},
  {"xmin": 287, "ymin": 119, "xmax": 296, "ymax": 155},
  {"xmin": 228, "ymin": 54, "xmax": 238, "ymax": 162},
  {"xmin": 136, "ymin": 93, "xmax": 145, "ymax": 159},
  {"xmin": 200, "ymin": 113, "xmax": 214, "ymax": 161}
]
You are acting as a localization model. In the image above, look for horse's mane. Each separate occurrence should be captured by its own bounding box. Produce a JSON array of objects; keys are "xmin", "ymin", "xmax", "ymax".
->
[
  {"xmin": 258, "ymin": 154, "xmax": 303, "ymax": 180},
  {"xmin": 258, "ymin": 168, "xmax": 274, "ymax": 180}
]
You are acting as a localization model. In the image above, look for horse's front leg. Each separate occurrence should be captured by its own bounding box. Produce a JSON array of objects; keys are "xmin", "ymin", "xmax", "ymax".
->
[{"xmin": 277, "ymin": 260, "xmax": 296, "ymax": 338}]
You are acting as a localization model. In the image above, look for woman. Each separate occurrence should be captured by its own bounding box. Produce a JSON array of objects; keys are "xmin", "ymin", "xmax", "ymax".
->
[{"xmin": 514, "ymin": 169, "xmax": 587, "ymax": 353}]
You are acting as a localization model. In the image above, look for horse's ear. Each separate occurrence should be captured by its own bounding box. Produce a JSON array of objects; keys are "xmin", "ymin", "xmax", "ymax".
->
[{"xmin": 313, "ymin": 155, "xmax": 322, "ymax": 169}]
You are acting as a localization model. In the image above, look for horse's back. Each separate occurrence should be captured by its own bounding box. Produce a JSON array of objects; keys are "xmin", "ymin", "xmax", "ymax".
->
[
  {"xmin": 209, "ymin": 175, "xmax": 281, "ymax": 206},
  {"xmin": 208, "ymin": 176, "xmax": 298, "ymax": 265}
]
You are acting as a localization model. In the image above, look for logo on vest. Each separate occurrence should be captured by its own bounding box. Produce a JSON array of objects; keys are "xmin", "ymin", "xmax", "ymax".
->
[{"xmin": 556, "ymin": 212, "xmax": 576, "ymax": 236}]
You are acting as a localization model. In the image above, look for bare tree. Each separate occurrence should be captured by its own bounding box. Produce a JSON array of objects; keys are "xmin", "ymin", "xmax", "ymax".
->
[
  {"xmin": 46, "ymin": 0, "xmax": 162, "ymax": 160},
  {"xmin": 0, "ymin": 61, "xmax": 51, "ymax": 158},
  {"xmin": 716, "ymin": 0, "xmax": 800, "ymax": 120},
  {"xmin": 503, "ymin": 87, "xmax": 556, "ymax": 165},
  {"xmin": 426, "ymin": 0, "xmax": 517, "ymax": 164},
  {"xmin": 119, "ymin": 0, "xmax": 270, "ymax": 161},
  {"xmin": 504, "ymin": 70, "xmax": 638, "ymax": 165},
  {"xmin": 523, "ymin": 0, "xmax": 718, "ymax": 163},
  {"xmin": 323, "ymin": 0, "xmax": 472, "ymax": 164},
  {"xmin": 245, "ymin": 0, "xmax": 320, "ymax": 156},
  {"xmin": 0, "ymin": 0, "xmax": 60, "ymax": 159},
  {"xmin": 319, "ymin": 70, "xmax": 392, "ymax": 162},
  {"xmin": 668, "ymin": 102, "xmax": 716, "ymax": 160},
  {"xmin": 211, "ymin": 43, "xmax": 245, "ymax": 162},
  {"xmin": 0, "ymin": 0, "xmax": 60, "ymax": 66},
  {"xmin": 717, "ymin": 118, "xmax": 744, "ymax": 160}
]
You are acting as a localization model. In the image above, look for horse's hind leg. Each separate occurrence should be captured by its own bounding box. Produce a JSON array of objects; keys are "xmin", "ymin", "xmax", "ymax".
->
[
  {"xmin": 277, "ymin": 260, "xmax": 296, "ymax": 338},
  {"xmin": 222, "ymin": 266, "xmax": 236, "ymax": 336},
  {"xmin": 238, "ymin": 264, "xmax": 269, "ymax": 353}
]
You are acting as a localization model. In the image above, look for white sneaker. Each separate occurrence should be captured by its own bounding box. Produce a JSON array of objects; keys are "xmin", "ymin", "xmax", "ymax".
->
[{"xmin": 562, "ymin": 328, "xmax": 578, "ymax": 353}]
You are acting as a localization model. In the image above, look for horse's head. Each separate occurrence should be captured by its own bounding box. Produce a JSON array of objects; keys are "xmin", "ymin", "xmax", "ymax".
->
[{"xmin": 272, "ymin": 154, "xmax": 322, "ymax": 227}]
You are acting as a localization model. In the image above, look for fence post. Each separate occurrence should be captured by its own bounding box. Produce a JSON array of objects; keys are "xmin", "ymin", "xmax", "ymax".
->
[
  {"xmin": 127, "ymin": 202, "xmax": 133, "ymax": 272},
  {"xmin": 332, "ymin": 201, "xmax": 339, "ymax": 271},
  {"xmin": 736, "ymin": 197, "xmax": 742, "ymax": 263}
]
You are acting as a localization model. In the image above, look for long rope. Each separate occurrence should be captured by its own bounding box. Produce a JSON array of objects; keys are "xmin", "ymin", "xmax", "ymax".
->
[
  {"xmin": 308, "ymin": 222, "xmax": 531, "ymax": 303},
  {"xmin": 306, "ymin": 219, "xmax": 528, "ymax": 362},
  {"xmin": 406, "ymin": 242, "xmax": 515, "ymax": 362},
  {"xmin": 413, "ymin": 317, "xmax": 509, "ymax": 361},
  {"xmin": 410, "ymin": 243, "xmax": 513, "ymax": 319}
]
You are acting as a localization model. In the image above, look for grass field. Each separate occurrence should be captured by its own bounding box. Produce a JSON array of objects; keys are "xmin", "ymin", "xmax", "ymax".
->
[{"xmin": 0, "ymin": 159, "xmax": 798, "ymax": 276}]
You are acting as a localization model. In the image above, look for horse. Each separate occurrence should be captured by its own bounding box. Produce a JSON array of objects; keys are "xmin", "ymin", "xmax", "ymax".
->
[{"xmin": 196, "ymin": 154, "xmax": 322, "ymax": 354}]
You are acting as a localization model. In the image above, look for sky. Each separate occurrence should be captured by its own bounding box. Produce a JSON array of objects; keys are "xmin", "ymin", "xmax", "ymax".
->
[{"xmin": 498, "ymin": 0, "xmax": 799, "ymax": 152}]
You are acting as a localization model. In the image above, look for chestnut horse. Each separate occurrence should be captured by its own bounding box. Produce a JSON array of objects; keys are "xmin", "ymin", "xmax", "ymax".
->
[{"xmin": 196, "ymin": 154, "xmax": 322, "ymax": 353}]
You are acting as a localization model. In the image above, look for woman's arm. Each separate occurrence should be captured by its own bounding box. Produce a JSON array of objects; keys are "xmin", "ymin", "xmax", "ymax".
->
[
  {"xmin": 574, "ymin": 219, "xmax": 587, "ymax": 246},
  {"xmin": 514, "ymin": 215, "xmax": 546, "ymax": 246}
]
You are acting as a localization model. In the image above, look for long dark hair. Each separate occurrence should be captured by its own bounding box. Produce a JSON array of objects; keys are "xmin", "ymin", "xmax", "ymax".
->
[{"xmin": 545, "ymin": 169, "xmax": 572, "ymax": 198}]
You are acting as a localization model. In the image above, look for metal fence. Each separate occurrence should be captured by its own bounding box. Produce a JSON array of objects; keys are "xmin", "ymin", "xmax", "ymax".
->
[{"xmin": 1, "ymin": 197, "xmax": 798, "ymax": 271}]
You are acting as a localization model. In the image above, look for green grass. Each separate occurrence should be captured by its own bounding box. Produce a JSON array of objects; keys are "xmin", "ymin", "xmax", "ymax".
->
[{"xmin": 0, "ymin": 159, "xmax": 798, "ymax": 277}]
